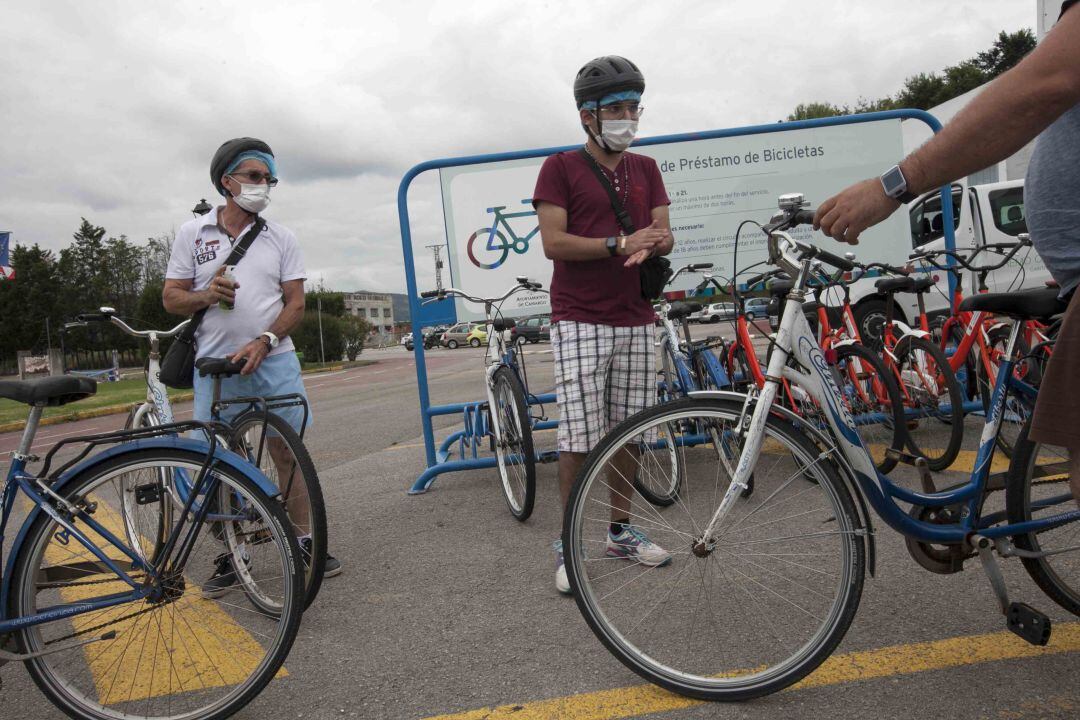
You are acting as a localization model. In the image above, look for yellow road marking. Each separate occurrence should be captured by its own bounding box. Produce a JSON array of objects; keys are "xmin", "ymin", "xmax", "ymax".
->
[
  {"xmin": 43, "ymin": 494, "xmax": 285, "ymax": 706},
  {"xmin": 423, "ymin": 624, "xmax": 1080, "ymax": 720}
]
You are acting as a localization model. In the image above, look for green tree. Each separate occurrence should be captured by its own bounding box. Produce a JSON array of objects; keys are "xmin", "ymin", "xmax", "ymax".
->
[
  {"xmin": 787, "ymin": 102, "xmax": 849, "ymax": 121},
  {"xmin": 0, "ymin": 244, "xmax": 62, "ymax": 367},
  {"xmin": 104, "ymin": 235, "xmax": 146, "ymax": 320},
  {"xmin": 304, "ymin": 290, "xmax": 346, "ymax": 317},
  {"xmin": 293, "ymin": 313, "xmax": 345, "ymax": 364},
  {"xmin": 342, "ymin": 314, "xmax": 372, "ymax": 360},
  {"xmin": 57, "ymin": 219, "xmax": 110, "ymax": 322},
  {"xmin": 976, "ymin": 29, "xmax": 1036, "ymax": 77},
  {"xmin": 143, "ymin": 233, "xmax": 174, "ymax": 285},
  {"xmin": 790, "ymin": 27, "xmax": 1035, "ymax": 118}
]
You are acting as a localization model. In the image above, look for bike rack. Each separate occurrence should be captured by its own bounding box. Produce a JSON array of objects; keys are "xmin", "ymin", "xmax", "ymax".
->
[{"xmin": 398, "ymin": 109, "xmax": 954, "ymax": 494}]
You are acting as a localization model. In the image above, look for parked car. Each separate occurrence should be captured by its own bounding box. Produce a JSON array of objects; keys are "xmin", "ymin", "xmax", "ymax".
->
[
  {"xmin": 441, "ymin": 322, "xmax": 482, "ymax": 349},
  {"xmin": 743, "ymin": 297, "xmax": 773, "ymax": 321},
  {"xmin": 466, "ymin": 325, "xmax": 488, "ymax": 347},
  {"xmin": 692, "ymin": 302, "xmax": 737, "ymax": 323},
  {"xmin": 510, "ymin": 315, "xmax": 551, "ymax": 344}
]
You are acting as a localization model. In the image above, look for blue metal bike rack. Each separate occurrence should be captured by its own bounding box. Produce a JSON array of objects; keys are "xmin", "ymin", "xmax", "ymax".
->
[{"xmin": 398, "ymin": 109, "xmax": 953, "ymax": 495}]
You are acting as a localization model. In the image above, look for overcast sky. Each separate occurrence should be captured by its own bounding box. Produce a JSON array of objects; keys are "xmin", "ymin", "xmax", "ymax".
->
[{"xmin": 0, "ymin": 0, "xmax": 1033, "ymax": 294}]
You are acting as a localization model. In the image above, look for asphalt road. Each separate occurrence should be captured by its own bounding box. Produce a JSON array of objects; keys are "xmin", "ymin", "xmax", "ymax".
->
[{"xmin": 2, "ymin": 324, "xmax": 1078, "ymax": 719}]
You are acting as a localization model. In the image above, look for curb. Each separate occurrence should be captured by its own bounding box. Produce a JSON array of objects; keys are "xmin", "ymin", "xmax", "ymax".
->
[
  {"xmin": 0, "ymin": 361, "xmax": 376, "ymax": 434},
  {"xmin": 0, "ymin": 393, "xmax": 195, "ymax": 434}
]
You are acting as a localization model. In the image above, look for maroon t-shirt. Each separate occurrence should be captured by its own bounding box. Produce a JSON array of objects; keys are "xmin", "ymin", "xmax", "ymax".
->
[{"xmin": 533, "ymin": 150, "xmax": 670, "ymax": 327}]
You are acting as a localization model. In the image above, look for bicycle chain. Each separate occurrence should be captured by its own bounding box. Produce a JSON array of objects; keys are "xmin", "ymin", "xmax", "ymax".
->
[{"xmin": 36, "ymin": 573, "xmax": 147, "ymax": 590}]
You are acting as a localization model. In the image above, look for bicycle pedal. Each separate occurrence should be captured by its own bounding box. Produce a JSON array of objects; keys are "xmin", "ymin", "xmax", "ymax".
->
[
  {"xmin": 134, "ymin": 482, "xmax": 161, "ymax": 505},
  {"xmin": 1006, "ymin": 602, "xmax": 1051, "ymax": 646}
]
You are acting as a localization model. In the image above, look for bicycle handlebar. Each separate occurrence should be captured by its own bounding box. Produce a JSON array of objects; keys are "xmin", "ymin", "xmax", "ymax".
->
[
  {"xmin": 909, "ymin": 237, "xmax": 1030, "ymax": 273},
  {"xmin": 70, "ymin": 307, "xmax": 190, "ymax": 339},
  {"xmin": 420, "ymin": 278, "xmax": 547, "ymax": 307}
]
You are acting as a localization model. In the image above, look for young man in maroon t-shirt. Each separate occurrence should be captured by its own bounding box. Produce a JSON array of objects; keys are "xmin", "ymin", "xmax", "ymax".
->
[{"xmin": 533, "ymin": 56, "xmax": 675, "ymax": 594}]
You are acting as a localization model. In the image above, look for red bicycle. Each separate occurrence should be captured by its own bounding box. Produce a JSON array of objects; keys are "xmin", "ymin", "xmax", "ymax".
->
[
  {"xmin": 909, "ymin": 236, "xmax": 1052, "ymax": 456},
  {"xmin": 722, "ymin": 267, "xmax": 904, "ymax": 473}
]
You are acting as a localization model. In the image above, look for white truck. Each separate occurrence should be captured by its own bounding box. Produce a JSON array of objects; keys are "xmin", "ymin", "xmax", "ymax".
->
[{"xmin": 838, "ymin": 178, "xmax": 1050, "ymax": 344}]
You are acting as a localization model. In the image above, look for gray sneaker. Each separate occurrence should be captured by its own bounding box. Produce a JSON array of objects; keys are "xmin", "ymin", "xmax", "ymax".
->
[
  {"xmin": 554, "ymin": 540, "xmax": 570, "ymax": 595},
  {"xmin": 300, "ymin": 537, "xmax": 342, "ymax": 578}
]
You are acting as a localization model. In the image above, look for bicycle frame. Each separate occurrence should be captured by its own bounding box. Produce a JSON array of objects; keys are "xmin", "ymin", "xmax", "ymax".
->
[
  {"xmin": 0, "ymin": 417, "xmax": 249, "ymax": 635},
  {"xmin": 700, "ymin": 235, "xmax": 1080, "ymax": 547}
]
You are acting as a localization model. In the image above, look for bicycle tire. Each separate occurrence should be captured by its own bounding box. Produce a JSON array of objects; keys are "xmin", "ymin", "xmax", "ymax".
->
[
  {"xmin": 564, "ymin": 396, "xmax": 865, "ymax": 701},
  {"xmin": 728, "ymin": 345, "xmax": 754, "ymax": 393},
  {"xmin": 491, "ymin": 365, "xmax": 536, "ymax": 520},
  {"xmin": 945, "ymin": 323, "xmax": 979, "ymax": 400},
  {"xmin": 634, "ymin": 345, "xmax": 683, "ymax": 507},
  {"xmin": 893, "ymin": 335, "xmax": 964, "ymax": 471},
  {"xmin": 833, "ymin": 343, "xmax": 904, "ymax": 475},
  {"xmin": 9, "ymin": 446, "xmax": 304, "ymax": 720},
  {"xmin": 119, "ymin": 406, "xmax": 174, "ymax": 565},
  {"xmin": 977, "ymin": 326, "xmax": 1039, "ymax": 458},
  {"xmin": 231, "ymin": 411, "xmax": 327, "ymax": 609},
  {"xmin": 1005, "ymin": 416, "xmax": 1080, "ymax": 616}
]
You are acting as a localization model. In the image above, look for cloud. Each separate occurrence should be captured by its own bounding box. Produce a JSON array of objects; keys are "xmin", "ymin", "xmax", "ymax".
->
[{"xmin": 0, "ymin": 0, "xmax": 1033, "ymax": 292}]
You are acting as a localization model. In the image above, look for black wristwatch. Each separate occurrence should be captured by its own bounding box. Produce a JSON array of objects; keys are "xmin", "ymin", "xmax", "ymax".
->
[
  {"xmin": 605, "ymin": 236, "xmax": 619, "ymax": 257},
  {"xmin": 880, "ymin": 164, "xmax": 917, "ymax": 204}
]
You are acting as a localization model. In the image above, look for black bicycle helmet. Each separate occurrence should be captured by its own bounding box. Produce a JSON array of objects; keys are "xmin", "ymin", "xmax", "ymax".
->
[
  {"xmin": 210, "ymin": 137, "xmax": 274, "ymax": 196},
  {"xmin": 573, "ymin": 56, "xmax": 645, "ymax": 108}
]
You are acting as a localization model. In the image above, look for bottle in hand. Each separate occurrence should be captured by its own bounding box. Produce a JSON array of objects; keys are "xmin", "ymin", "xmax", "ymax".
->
[{"xmin": 218, "ymin": 265, "xmax": 237, "ymax": 310}]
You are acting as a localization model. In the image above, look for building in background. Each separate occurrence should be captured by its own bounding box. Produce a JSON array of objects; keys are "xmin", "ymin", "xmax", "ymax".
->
[{"xmin": 344, "ymin": 291, "xmax": 395, "ymax": 336}]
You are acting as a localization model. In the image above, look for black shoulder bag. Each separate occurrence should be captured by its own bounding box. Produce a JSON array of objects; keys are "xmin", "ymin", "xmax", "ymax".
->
[
  {"xmin": 158, "ymin": 217, "xmax": 266, "ymax": 389},
  {"xmin": 578, "ymin": 148, "xmax": 672, "ymax": 301}
]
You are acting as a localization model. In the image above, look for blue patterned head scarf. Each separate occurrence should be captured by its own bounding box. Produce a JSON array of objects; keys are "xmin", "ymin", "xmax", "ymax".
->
[
  {"xmin": 225, "ymin": 150, "xmax": 277, "ymax": 180},
  {"xmin": 579, "ymin": 90, "xmax": 642, "ymax": 110}
]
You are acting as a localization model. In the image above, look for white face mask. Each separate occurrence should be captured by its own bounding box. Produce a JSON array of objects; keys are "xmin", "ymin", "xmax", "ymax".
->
[
  {"xmin": 596, "ymin": 119, "xmax": 638, "ymax": 152},
  {"xmin": 232, "ymin": 182, "xmax": 271, "ymax": 213}
]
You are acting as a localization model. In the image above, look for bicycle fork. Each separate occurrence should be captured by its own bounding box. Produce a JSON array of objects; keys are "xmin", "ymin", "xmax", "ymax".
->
[{"xmin": 694, "ymin": 313, "xmax": 793, "ymax": 555}]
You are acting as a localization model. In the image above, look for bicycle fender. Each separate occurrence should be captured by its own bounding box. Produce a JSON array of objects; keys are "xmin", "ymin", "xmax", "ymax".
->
[
  {"xmin": 686, "ymin": 390, "xmax": 877, "ymax": 577},
  {"xmin": 898, "ymin": 329, "xmax": 931, "ymax": 341},
  {"xmin": 2, "ymin": 436, "xmax": 278, "ymax": 620},
  {"xmin": 829, "ymin": 338, "xmax": 861, "ymax": 349}
]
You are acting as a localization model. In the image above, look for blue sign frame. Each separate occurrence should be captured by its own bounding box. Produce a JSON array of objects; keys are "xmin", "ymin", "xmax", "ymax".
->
[{"xmin": 397, "ymin": 109, "xmax": 951, "ymax": 494}]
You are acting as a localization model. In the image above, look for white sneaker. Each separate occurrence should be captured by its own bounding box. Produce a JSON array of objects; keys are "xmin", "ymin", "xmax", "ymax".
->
[
  {"xmin": 606, "ymin": 526, "xmax": 672, "ymax": 567},
  {"xmin": 553, "ymin": 540, "xmax": 571, "ymax": 595}
]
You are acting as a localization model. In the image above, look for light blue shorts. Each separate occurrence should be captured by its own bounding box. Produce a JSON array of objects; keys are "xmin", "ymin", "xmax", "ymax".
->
[{"xmin": 193, "ymin": 351, "xmax": 311, "ymax": 434}]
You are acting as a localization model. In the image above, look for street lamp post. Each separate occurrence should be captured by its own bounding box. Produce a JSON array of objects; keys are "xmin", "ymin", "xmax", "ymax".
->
[{"xmin": 192, "ymin": 199, "xmax": 212, "ymax": 217}]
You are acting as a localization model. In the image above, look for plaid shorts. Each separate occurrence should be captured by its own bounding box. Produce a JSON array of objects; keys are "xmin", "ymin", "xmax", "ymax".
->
[{"xmin": 551, "ymin": 320, "xmax": 656, "ymax": 453}]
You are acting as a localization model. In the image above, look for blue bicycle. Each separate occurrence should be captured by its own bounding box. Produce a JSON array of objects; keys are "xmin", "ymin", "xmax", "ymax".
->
[
  {"xmin": 564, "ymin": 193, "xmax": 1078, "ymax": 700},
  {"xmin": 0, "ymin": 376, "xmax": 304, "ymax": 719}
]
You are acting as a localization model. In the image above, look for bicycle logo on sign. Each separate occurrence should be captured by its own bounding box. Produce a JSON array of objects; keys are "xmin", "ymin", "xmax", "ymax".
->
[{"xmin": 467, "ymin": 199, "xmax": 538, "ymax": 269}]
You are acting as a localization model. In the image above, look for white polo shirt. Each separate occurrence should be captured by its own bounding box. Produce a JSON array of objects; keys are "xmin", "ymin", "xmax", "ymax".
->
[{"xmin": 166, "ymin": 207, "xmax": 306, "ymax": 360}]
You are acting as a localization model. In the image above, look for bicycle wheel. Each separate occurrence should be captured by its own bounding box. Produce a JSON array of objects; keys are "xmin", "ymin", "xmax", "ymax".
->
[
  {"xmin": 119, "ymin": 407, "xmax": 174, "ymax": 565},
  {"xmin": 977, "ymin": 326, "xmax": 1040, "ymax": 458},
  {"xmin": 564, "ymin": 396, "xmax": 865, "ymax": 700},
  {"xmin": 231, "ymin": 411, "xmax": 327, "ymax": 609},
  {"xmin": 9, "ymin": 447, "xmax": 303, "ymax": 720},
  {"xmin": 491, "ymin": 365, "xmax": 536, "ymax": 520},
  {"xmin": 944, "ymin": 323, "xmax": 979, "ymax": 400},
  {"xmin": 727, "ymin": 345, "xmax": 754, "ymax": 393},
  {"xmin": 833, "ymin": 343, "xmax": 904, "ymax": 474},
  {"xmin": 1005, "ymin": 417, "xmax": 1079, "ymax": 616},
  {"xmin": 893, "ymin": 335, "xmax": 964, "ymax": 471},
  {"xmin": 634, "ymin": 347, "xmax": 683, "ymax": 506}
]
